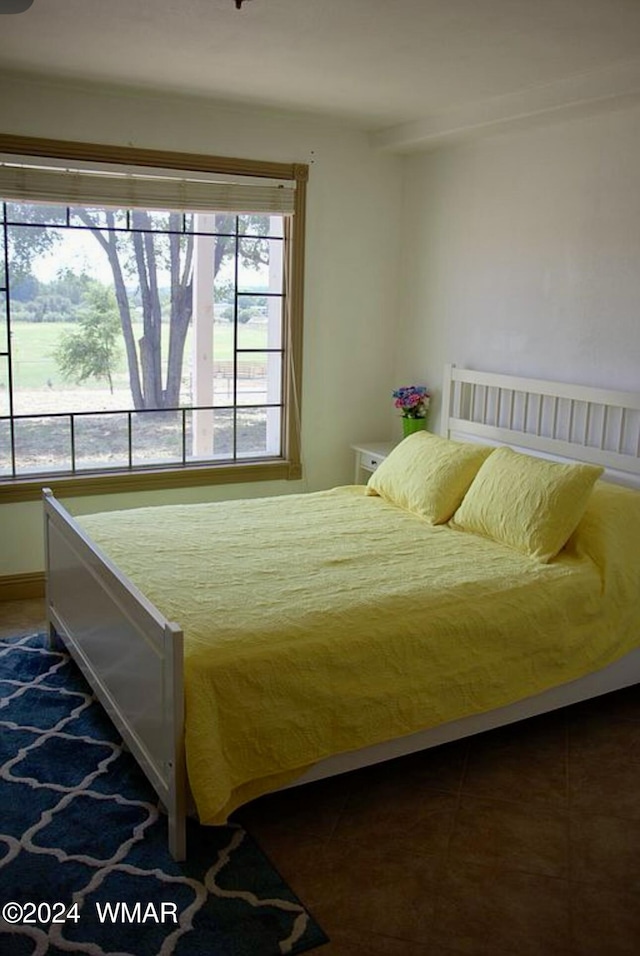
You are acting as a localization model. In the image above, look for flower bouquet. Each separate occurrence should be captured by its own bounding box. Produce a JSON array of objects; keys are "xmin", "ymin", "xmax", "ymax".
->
[{"xmin": 393, "ymin": 385, "xmax": 430, "ymax": 437}]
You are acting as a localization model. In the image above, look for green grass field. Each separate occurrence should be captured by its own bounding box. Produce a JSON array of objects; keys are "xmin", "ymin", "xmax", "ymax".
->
[
  {"xmin": 2, "ymin": 320, "xmax": 277, "ymax": 471},
  {"xmin": 7, "ymin": 320, "xmax": 268, "ymax": 392}
]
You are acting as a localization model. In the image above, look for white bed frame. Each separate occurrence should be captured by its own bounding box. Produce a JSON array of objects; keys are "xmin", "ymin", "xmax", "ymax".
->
[{"xmin": 43, "ymin": 365, "xmax": 640, "ymax": 861}]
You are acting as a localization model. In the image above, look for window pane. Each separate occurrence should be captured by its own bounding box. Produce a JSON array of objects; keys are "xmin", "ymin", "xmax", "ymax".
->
[
  {"xmin": 237, "ymin": 351, "xmax": 280, "ymax": 406},
  {"xmin": 129, "ymin": 209, "xmax": 184, "ymax": 233},
  {"xmin": 0, "ymin": 356, "xmax": 10, "ymax": 415},
  {"xmin": 5, "ymin": 202, "xmax": 67, "ymax": 226},
  {"xmin": 187, "ymin": 407, "xmax": 236, "ymax": 461},
  {"xmin": 237, "ymin": 294, "xmax": 282, "ymax": 350},
  {"xmin": 237, "ymin": 236, "xmax": 283, "ymax": 294},
  {"xmin": 213, "ymin": 267, "xmax": 235, "ymax": 325},
  {"xmin": 0, "ymin": 419, "xmax": 11, "ymax": 476},
  {"xmin": 237, "ymin": 407, "xmax": 280, "ymax": 458},
  {"xmin": 0, "ymin": 292, "xmax": 8, "ymax": 354},
  {"xmin": 9, "ymin": 266, "xmax": 133, "ymax": 420},
  {"xmin": 212, "ymin": 408, "xmax": 235, "ymax": 458},
  {"xmin": 14, "ymin": 416, "xmax": 71, "ymax": 475},
  {"xmin": 238, "ymin": 214, "xmax": 284, "ymax": 239},
  {"xmin": 237, "ymin": 237, "xmax": 268, "ymax": 292},
  {"xmin": 131, "ymin": 409, "xmax": 184, "ymax": 467},
  {"xmin": 74, "ymin": 413, "xmax": 130, "ymax": 471},
  {"xmin": 68, "ymin": 206, "xmax": 128, "ymax": 229},
  {"xmin": 0, "ymin": 227, "xmax": 5, "ymax": 290},
  {"xmin": 212, "ymin": 213, "xmax": 237, "ymax": 237},
  {"xmin": 211, "ymin": 367, "xmax": 232, "ymax": 407},
  {"xmin": 187, "ymin": 212, "xmax": 237, "ymax": 236},
  {"xmin": 188, "ymin": 406, "xmax": 210, "ymax": 460},
  {"xmin": 10, "ymin": 319, "xmax": 68, "ymax": 416}
]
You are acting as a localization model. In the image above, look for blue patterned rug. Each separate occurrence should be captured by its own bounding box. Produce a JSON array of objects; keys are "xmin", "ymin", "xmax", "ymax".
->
[{"xmin": 0, "ymin": 633, "xmax": 327, "ymax": 955}]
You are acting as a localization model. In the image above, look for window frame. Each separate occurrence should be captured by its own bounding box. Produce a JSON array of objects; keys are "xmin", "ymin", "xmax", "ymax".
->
[{"xmin": 0, "ymin": 134, "xmax": 307, "ymax": 503}]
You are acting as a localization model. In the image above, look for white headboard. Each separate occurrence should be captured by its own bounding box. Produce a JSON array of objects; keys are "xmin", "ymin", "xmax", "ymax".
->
[{"xmin": 441, "ymin": 364, "xmax": 640, "ymax": 487}]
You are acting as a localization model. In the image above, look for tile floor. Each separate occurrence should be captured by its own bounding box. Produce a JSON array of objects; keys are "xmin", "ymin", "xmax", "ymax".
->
[{"xmin": 2, "ymin": 599, "xmax": 640, "ymax": 955}]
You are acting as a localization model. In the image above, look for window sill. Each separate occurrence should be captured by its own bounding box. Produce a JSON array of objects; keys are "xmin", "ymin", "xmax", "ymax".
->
[{"xmin": 0, "ymin": 459, "xmax": 302, "ymax": 503}]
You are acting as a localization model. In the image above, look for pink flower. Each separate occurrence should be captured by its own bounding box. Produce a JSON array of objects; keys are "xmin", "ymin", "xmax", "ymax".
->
[{"xmin": 392, "ymin": 385, "xmax": 431, "ymax": 418}]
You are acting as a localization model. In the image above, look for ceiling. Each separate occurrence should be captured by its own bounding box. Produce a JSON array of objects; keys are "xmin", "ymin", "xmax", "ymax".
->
[{"xmin": 1, "ymin": 0, "xmax": 640, "ymax": 147}]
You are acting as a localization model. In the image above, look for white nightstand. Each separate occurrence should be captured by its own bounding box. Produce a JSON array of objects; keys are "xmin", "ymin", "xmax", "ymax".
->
[{"xmin": 351, "ymin": 441, "xmax": 396, "ymax": 483}]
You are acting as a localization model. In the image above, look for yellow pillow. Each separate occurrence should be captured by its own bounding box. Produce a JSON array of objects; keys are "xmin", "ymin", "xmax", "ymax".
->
[
  {"xmin": 565, "ymin": 481, "xmax": 640, "ymax": 600},
  {"xmin": 366, "ymin": 431, "xmax": 492, "ymax": 524},
  {"xmin": 451, "ymin": 446, "xmax": 603, "ymax": 561}
]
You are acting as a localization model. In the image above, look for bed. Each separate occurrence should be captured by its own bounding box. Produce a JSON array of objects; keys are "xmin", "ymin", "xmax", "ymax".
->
[{"xmin": 42, "ymin": 365, "xmax": 640, "ymax": 861}]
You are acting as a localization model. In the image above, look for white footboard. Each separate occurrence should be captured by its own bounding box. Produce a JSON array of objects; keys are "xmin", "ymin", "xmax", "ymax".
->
[{"xmin": 42, "ymin": 489, "xmax": 187, "ymax": 861}]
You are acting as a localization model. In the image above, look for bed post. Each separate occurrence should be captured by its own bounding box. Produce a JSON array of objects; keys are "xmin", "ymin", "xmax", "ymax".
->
[
  {"xmin": 42, "ymin": 488, "xmax": 57, "ymax": 648},
  {"xmin": 166, "ymin": 622, "xmax": 187, "ymax": 861},
  {"xmin": 39, "ymin": 488, "xmax": 192, "ymax": 862},
  {"xmin": 440, "ymin": 363, "xmax": 455, "ymax": 438}
]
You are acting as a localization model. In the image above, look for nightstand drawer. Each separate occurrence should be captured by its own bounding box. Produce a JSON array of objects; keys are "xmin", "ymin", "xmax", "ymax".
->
[
  {"xmin": 361, "ymin": 452, "xmax": 385, "ymax": 472},
  {"xmin": 351, "ymin": 441, "xmax": 395, "ymax": 483}
]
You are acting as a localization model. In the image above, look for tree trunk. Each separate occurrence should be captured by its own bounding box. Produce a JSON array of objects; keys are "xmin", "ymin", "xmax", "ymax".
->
[
  {"xmin": 76, "ymin": 209, "xmax": 145, "ymax": 410},
  {"xmin": 164, "ymin": 226, "xmax": 193, "ymax": 408},
  {"xmin": 132, "ymin": 212, "xmax": 164, "ymax": 408}
]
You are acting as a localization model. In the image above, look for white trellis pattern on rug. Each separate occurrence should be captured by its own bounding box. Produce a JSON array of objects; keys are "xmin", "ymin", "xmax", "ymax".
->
[{"xmin": 0, "ymin": 634, "xmax": 319, "ymax": 956}]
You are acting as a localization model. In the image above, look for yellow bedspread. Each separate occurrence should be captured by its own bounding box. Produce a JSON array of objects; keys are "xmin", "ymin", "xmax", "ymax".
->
[{"xmin": 78, "ymin": 482, "xmax": 640, "ymax": 825}]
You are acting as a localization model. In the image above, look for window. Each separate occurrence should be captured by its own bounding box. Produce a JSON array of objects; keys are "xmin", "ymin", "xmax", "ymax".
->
[{"xmin": 0, "ymin": 136, "xmax": 307, "ymax": 501}]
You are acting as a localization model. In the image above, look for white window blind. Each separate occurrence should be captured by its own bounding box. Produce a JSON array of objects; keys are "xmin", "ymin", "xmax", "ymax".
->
[{"xmin": 0, "ymin": 158, "xmax": 296, "ymax": 215}]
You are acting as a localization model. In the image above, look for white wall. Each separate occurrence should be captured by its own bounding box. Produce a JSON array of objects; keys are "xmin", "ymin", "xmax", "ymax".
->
[
  {"xmin": 397, "ymin": 103, "xmax": 640, "ymax": 429},
  {"xmin": 0, "ymin": 74, "xmax": 403, "ymax": 575}
]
